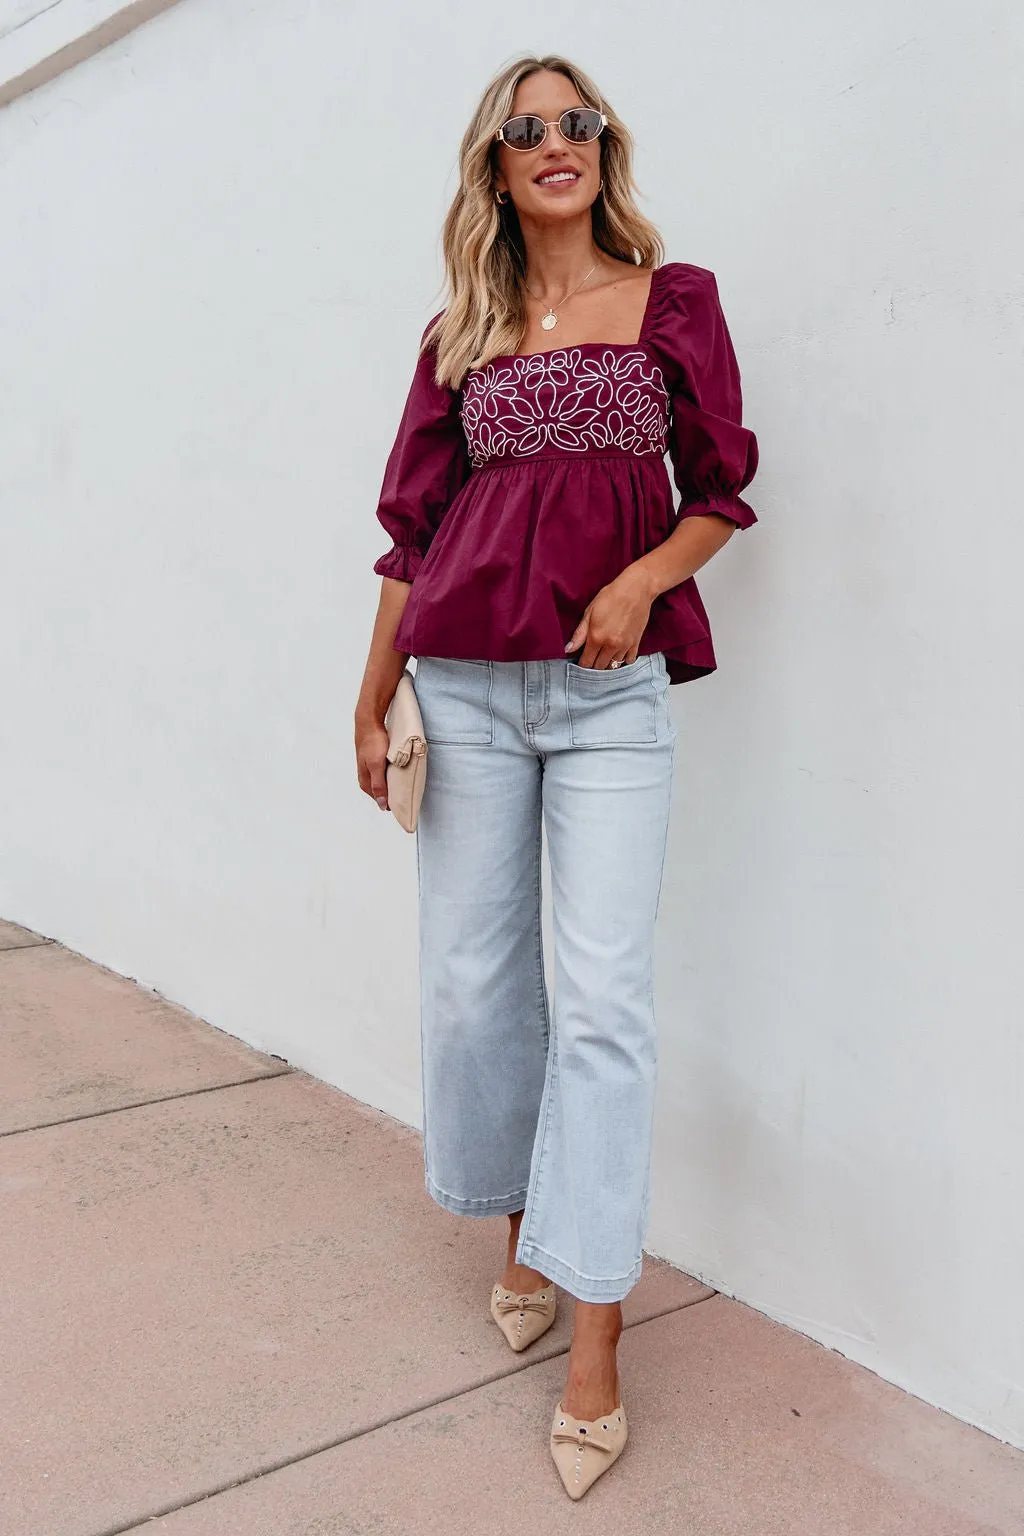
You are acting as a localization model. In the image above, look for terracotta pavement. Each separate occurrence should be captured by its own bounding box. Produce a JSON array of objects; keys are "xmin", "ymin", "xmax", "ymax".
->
[{"xmin": 2, "ymin": 916, "xmax": 1021, "ymax": 1535}]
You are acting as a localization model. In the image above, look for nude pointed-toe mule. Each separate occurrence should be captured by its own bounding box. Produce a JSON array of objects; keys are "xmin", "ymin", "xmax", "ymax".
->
[
  {"xmin": 550, "ymin": 1397, "xmax": 628, "ymax": 1499},
  {"xmin": 489, "ymin": 1281, "xmax": 557, "ymax": 1351}
]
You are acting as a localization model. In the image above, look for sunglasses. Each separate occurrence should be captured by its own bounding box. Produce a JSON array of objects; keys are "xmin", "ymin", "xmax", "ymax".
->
[{"xmin": 495, "ymin": 106, "xmax": 607, "ymax": 152}]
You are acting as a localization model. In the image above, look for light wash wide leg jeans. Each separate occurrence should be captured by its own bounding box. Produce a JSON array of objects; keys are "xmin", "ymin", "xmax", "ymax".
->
[{"xmin": 413, "ymin": 653, "xmax": 677, "ymax": 1303}]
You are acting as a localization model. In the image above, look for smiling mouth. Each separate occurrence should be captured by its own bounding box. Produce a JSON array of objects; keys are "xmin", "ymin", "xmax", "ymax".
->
[{"xmin": 534, "ymin": 169, "xmax": 581, "ymax": 187}]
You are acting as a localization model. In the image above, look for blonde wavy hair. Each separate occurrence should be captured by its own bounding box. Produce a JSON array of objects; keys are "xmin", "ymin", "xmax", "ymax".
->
[{"xmin": 425, "ymin": 54, "xmax": 666, "ymax": 390}]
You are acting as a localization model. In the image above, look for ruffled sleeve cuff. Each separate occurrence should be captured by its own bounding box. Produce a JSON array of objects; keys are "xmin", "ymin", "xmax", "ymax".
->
[
  {"xmin": 373, "ymin": 541, "xmax": 426, "ymax": 582},
  {"xmin": 677, "ymin": 491, "xmax": 758, "ymax": 531}
]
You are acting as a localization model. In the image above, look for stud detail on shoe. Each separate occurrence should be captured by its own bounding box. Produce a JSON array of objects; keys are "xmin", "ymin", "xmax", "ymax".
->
[
  {"xmin": 550, "ymin": 1400, "xmax": 628, "ymax": 1500},
  {"xmin": 489, "ymin": 1279, "xmax": 557, "ymax": 1353}
]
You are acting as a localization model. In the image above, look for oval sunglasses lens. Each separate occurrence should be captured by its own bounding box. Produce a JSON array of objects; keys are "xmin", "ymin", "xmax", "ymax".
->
[
  {"xmin": 503, "ymin": 115, "xmax": 546, "ymax": 149},
  {"xmin": 559, "ymin": 108, "xmax": 603, "ymax": 142}
]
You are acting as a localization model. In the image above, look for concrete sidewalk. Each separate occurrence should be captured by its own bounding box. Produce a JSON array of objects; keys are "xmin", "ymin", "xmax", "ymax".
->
[{"xmin": 2, "ymin": 916, "xmax": 1021, "ymax": 1536}]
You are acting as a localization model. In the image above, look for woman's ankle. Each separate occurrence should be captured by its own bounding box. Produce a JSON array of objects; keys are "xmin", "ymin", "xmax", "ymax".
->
[
  {"xmin": 500, "ymin": 1259, "xmax": 552, "ymax": 1291},
  {"xmin": 500, "ymin": 1211, "xmax": 552, "ymax": 1290},
  {"xmin": 571, "ymin": 1300, "xmax": 623, "ymax": 1344}
]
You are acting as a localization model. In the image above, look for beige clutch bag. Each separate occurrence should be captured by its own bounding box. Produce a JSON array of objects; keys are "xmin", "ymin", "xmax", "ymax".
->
[{"xmin": 385, "ymin": 670, "xmax": 428, "ymax": 833}]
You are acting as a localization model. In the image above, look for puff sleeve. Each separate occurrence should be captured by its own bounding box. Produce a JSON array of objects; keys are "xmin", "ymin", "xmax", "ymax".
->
[
  {"xmin": 372, "ymin": 312, "xmax": 472, "ymax": 582},
  {"xmin": 653, "ymin": 265, "xmax": 759, "ymax": 530}
]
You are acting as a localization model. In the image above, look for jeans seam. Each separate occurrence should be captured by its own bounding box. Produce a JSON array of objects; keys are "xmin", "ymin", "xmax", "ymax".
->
[
  {"xmin": 523, "ymin": 660, "xmax": 550, "ymax": 739},
  {"xmin": 415, "ymin": 823, "xmax": 431, "ymax": 1189},
  {"xmin": 531, "ymin": 794, "xmax": 550, "ymax": 1052},
  {"xmin": 517, "ymin": 988, "xmax": 559, "ymax": 1265},
  {"xmin": 638, "ymin": 725, "xmax": 675, "ymax": 1247}
]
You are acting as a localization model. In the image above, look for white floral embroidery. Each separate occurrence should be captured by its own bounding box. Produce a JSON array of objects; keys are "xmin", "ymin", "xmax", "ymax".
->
[{"xmin": 460, "ymin": 347, "xmax": 668, "ymax": 468}]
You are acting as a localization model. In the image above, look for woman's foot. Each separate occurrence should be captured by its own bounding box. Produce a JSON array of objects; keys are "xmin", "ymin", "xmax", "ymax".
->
[
  {"xmin": 491, "ymin": 1210, "xmax": 556, "ymax": 1352},
  {"xmin": 499, "ymin": 1209, "xmax": 551, "ymax": 1294},
  {"xmin": 561, "ymin": 1300, "xmax": 623, "ymax": 1420}
]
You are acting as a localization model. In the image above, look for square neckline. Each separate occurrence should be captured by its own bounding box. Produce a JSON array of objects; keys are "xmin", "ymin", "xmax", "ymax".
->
[{"xmin": 479, "ymin": 263, "xmax": 664, "ymax": 368}]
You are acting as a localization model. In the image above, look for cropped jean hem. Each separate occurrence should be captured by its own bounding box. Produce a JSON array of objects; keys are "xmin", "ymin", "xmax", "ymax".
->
[
  {"xmin": 516, "ymin": 1238, "xmax": 644, "ymax": 1303},
  {"xmin": 425, "ymin": 1170, "xmax": 529, "ymax": 1218}
]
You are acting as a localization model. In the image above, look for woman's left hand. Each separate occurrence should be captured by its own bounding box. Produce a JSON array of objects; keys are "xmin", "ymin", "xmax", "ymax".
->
[{"xmin": 563, "ymin": 564, "xmax": 656, "ymax": 669}]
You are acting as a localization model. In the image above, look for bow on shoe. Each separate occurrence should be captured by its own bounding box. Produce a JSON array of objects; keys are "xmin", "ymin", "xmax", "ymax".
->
[
  {"xmin": 493, "ymin": 1292, "xmax": 552, "ymax": 1317},
  {"xmin": 550, "ymin": 1421, "xmax": 620, "ymax": 1455}
]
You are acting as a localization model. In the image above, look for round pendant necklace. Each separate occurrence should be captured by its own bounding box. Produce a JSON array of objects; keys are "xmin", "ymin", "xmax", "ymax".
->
[{"xmin": 524, "ymin": 261, "xmax": 598, "ymax": 331}]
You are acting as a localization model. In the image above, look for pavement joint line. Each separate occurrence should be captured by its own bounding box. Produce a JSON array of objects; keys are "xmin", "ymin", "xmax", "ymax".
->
[
  {"xmin": 0, "ymin": 938, "xmax": 56, "ymax": 953},
  {"xmin": 0, "ymin": 1068, "xmax": 295, "ymax": 1139},
  {"xmin": 96, "ymin": 1291, "xmax": 718, "ymax": 1536}
]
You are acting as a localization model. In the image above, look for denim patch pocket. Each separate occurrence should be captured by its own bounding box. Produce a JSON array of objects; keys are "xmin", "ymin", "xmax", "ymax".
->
[
  {"xmin": 565, "ymin": 653, "xmax": 663, "ymax": 747},
  {"xmin": 413, "ymin": 657, "xmax": 494, "ymax": 745}
]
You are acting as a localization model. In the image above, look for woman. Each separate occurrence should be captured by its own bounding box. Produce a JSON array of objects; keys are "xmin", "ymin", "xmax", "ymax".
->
[{"xmin": 354, "ymin": 53, "xmax": 758, "ymax": 1499}]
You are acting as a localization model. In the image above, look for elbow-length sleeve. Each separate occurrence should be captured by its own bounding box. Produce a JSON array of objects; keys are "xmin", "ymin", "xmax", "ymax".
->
[
  {"xmin": 653, "ymin": 265, "xmax": 759, "ymax": 530},
  {"xmin": 372, "ymin": 313, "xmax": 472, "ymax": 582}
]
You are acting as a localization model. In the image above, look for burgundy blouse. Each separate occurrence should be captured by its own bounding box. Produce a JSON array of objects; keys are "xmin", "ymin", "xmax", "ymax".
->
[{"xmin": 372, "ymin": 261, "xmax": 759, "ymax": 684}]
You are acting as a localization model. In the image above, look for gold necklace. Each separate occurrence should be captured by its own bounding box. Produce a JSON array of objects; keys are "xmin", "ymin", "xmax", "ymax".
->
[{"xmin": 523, "ymin": 261, "xmax": 598, "ymax": 331}]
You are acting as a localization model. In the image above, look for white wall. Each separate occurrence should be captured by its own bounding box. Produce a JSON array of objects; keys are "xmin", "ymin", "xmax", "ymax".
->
[
  {"xmin": 1, "ymin": 0, "xmax": 1021, "ymax": 1448},
  {"xmin": 0, "ymin": 0, "xmax": 182, "ymax": 108}
]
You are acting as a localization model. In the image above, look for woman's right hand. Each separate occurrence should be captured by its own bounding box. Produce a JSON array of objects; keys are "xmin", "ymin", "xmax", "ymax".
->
[
  {"xmin": 355, "ymin": 713, "xmax": 392, "ymax": 812},
  {"xmin": 355, "ymin": 577, "xmax": 414, "ymax": 815}
]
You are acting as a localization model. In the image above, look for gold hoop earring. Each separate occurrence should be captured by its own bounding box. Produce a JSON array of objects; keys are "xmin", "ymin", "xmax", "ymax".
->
[{"xmin": 495, "ymin": 189, "xmax": 510, "ymax": 205}]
